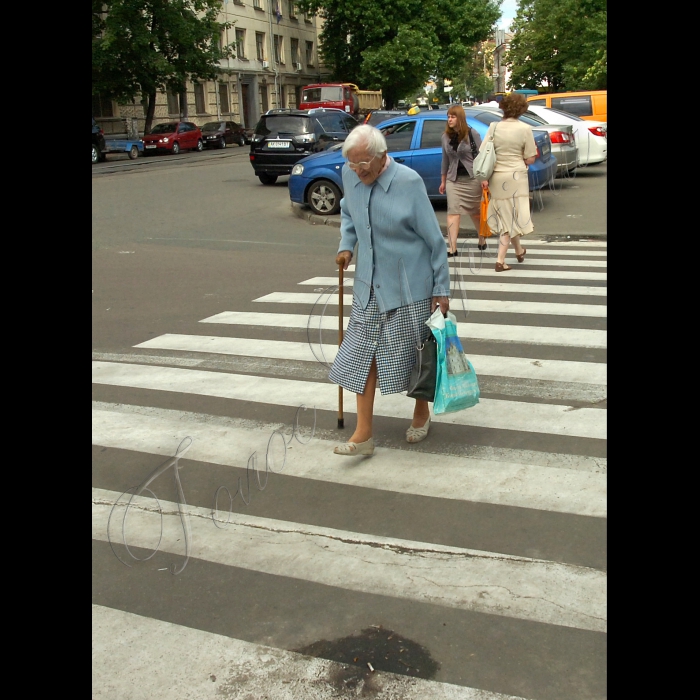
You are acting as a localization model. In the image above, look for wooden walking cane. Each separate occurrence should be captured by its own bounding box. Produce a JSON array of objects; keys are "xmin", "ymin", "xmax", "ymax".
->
[{"xmin": 338, "ymin": 262, "xmax": 344, "ymax": 429}]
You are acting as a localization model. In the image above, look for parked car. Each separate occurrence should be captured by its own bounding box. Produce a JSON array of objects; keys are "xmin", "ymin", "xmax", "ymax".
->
[
  {"xmin": 288, "ymin": 110, "xmax": 557, "ymax": 215},
  {"xmin": 527, "ymin": 90, "xmax": 607, "ymax": 122},
  {"xmin": 364, "ymin": 110, "xmax": 408, "ymax": 126},
  {"xmin": 141, "ymin": 122, "xmax": 203, "ymax": 155},
  {"xmin": 467, "ymin": 106, "xmax": 578, "ymax": 176},
  {"xmin": 249, "ymin": 108, "xmax": 359, "ymax": 185},
  {"xmin": 201, "ymin": 120, "xmax": 253, "ymax": 148},
  {"xmin": 524, "ymin": 105, "xmax": 607, "ymax": 166},
  {"xmin": 92, "ymin": 117, "xmax": 106, "ymax": 164}
]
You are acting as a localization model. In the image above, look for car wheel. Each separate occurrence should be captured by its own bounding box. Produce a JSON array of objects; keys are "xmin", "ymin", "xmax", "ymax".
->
[
  {"xmin": 308, "ymin": 179, "xmax": 342, "ymax": 216},
  {"xmin": 172, "ymin": 141, "xmax": 180, "ymax": 155},
  {"xmin": 128, "ymin": 145, "xmax": 139, "ymax": 160},
  {"xmin": 92, "ymin": 145, "xmax": 99, "ymax": 164},
  {"xmin": 196, "ymin": 139, "xmax": 204, "ymax": 152},
  {"xmin": 220, "ymin": 136, "xmax": 227, "ymax": 149},
  {"xmin": 258, "ymin": 174, "xmax": 278, "ymax": 185},
  {"xmin": 238, "ymin": 135, "xmax": 246, "ymax": 147}
]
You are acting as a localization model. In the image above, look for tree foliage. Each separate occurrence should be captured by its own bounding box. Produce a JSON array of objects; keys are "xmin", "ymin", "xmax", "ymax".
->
[
  {"xmin": 296, "ymin": 0, "xmax": 501, "ymax": 108},
  {"xmin": 506, "ymin": 0, "xmax": 606, "ymax": 91},
  {"xmin": 92, "ymin": 0, "xmax": 232, "ymax": 131}
]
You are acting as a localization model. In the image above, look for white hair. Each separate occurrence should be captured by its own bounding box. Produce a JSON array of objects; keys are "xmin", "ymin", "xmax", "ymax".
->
[{"xmin": 342, "ymin": 124, "xmax": 387, "ymax": 158}]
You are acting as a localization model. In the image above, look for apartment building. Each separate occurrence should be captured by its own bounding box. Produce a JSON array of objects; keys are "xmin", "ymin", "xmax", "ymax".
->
[{"xmin": 93, "ymin": 1, "xmax": 331, "ymax": 135}]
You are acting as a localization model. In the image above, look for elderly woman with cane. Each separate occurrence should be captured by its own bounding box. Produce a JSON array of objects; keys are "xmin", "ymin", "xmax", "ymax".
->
[{"xmin": 329, "ymin": 124, "xmax": 450, "ymax": 456}]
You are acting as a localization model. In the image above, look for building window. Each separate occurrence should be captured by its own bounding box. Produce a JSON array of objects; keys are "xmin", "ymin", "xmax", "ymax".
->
[
  {"xmin": 218, "ymin": 29, "xmax": 225, "ymax": 52},
  {"xmin": 305, "ymin": 11, "xmax": 313, "ymax": 22},
  {"xmin": 289, "ymin": 1, "xmax": 297, "ymax": 17},
  {"xmin": 305, "ymin": 41, "xmax": 314, "ymax": 66},
  {"xmin": 291, "ymin": 38, "xmax": 299, "ymax": 66},
  {"xmin": 92, "ymin": 94, "xmax": 114, "ymax": 118},
  {"xmin": 253, "ymin": 0, "xmax": 262, "ymax": 8},
  {"xmin": 259, "ymin": 84, "xmax": 269, "ymax": 113},
  {"xmin": 256, "ymin": 32, "xmax": 265, "ymax": 61},
  {"xmin": 194, "ymin": 83, "xmax": 206, "ymax": 114},
  {"xmin": 166, "ymin": 90, "xmax": 180, "ymax": 115},
  {"xmin": 274, "ymin": 35, "xmax": 284, "ymax": 64},
  {"xmin": 279, "ymin": 85, "xmax": 286, "ymax": 108},
  {"xmin": 219, "ymin": 83, "xmax": 230, "ymax": 113},
  {"xmin": 235, "ymin": 28, "xmax": 246, "ymax": 59}
]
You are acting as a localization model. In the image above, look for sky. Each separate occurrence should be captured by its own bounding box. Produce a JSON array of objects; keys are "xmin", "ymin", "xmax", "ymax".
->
[{"xmin": 498, "ymin": 0, "xmax": 517, "ymax": 30}]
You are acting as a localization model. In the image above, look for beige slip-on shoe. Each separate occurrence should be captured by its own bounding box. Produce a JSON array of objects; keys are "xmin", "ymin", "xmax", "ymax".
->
[{"xmin": 333, "ymin": 437, "xmax": 375, "ymax": 456}]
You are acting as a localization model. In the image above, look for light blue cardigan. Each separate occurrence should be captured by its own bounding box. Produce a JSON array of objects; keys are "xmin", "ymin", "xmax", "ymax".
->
[{"xmin": 338, "ymin": 158, "xmax": 450, "ymax": 313}]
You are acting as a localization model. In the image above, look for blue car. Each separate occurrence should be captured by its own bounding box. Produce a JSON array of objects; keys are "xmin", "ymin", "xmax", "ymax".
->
[{"xmin": 289, "ymin": 110, "xmax": 557, "ymax": 216}]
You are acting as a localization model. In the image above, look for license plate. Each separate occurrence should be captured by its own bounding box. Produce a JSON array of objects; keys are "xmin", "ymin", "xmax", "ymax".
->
[
  {"xmin": 145, "ymin": 144, "xmax": 156, "ymax": 149},
  {"xmin": 267, "ymin": 141, "xmax": 291, "ymax": 148}
]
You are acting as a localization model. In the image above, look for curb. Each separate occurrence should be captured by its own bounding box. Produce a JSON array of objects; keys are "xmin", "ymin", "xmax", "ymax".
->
[
  {"xmin": 291, "ymin": 202, "xmax": 341, "ymax": 229},
  {"xmin": 290, "ymin": 203, "xmax": 607, "ymax": 240}
]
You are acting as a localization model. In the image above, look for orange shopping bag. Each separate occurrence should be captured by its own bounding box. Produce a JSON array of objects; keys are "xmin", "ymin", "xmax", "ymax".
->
[{"xmin": 479, "ymin": 187, "xmax": 492, "ymax": 238}]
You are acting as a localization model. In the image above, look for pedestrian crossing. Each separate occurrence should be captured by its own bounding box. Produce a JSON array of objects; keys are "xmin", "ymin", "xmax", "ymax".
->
[{"xmin": 92, "ymin": 239, "xmax": 607, "ymax": 700}]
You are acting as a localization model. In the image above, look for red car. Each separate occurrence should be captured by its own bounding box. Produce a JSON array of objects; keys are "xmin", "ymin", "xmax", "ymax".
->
[{"xmin": 142, "ymin": 122, "xmax": 203, "ymax": 155}]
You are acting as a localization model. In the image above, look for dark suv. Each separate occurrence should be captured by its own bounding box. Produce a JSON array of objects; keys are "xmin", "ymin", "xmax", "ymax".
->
[
  {"xmin": 249, "ymin": 108, "xmax": 358, "ymax": 185},
  {"xmin": 92, "ymin": 117, "xmax": 106, "ymax": 164}
]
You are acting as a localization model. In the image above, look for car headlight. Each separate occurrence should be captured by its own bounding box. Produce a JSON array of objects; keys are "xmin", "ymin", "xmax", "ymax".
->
[
  {"xmin": 162, "ymin": 137, "xmax": 169, "ymax": 143},
  {"xmin": 295, "ymin": 134, "xmax": 315, "ymax": 143},
  {"xmin": 291, "ymin": 164, "xmax": 305, "ymax": 175}
]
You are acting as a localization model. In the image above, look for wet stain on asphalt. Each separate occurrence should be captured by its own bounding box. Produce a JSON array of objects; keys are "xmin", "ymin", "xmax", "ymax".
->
[{"xmin": 294, "ymin": 625, "xmax": 439, "ymax": 691}]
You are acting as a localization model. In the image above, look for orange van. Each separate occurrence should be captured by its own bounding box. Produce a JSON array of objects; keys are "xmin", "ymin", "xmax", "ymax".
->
[{"xmin": 527, "ymin": 90, "xmax": 606, "ymax": 122}]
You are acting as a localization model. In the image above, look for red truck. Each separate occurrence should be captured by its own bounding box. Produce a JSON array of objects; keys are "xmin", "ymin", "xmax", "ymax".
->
[{"xmin": 300, "ymin": 83, "xmax": 382, "ymax": 119}]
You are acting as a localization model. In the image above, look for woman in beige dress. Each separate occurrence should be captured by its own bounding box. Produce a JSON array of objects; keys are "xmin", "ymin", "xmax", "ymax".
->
[{"xmin": 479, "ymin": 93, "xmax": 538, "ymax": 272}]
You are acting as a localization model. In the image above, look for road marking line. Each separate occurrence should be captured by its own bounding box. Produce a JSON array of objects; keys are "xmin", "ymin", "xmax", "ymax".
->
[
  {"xmin": 199, "ymin": 312, "xmax": 607, "ymax": 348},
  {"xmin": 92, "ymin": 362, "xmax": 606, "ymax": 439},
  {"xmin": 135, "ymin": 334, "xmax": 606, "ymax": 385},
  {"xmin": 92, "ymin": 408, "xmax": 606, "ymax": 516},
  {"xmin": 253, "ymin": 292, "xmax": 607, "ymax": 318},
  {"xmin": 301, "ymin": 277, "xmax": 606, "ymax": 297},
  {"xmin": 93, "ymin": 488, "xmax": 606, "ymax": 632}
]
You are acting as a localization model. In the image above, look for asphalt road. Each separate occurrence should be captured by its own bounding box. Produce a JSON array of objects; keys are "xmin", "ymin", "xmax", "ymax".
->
[{"xmin": 92, "ymin": 148, "xmax": 607, "ymax": 700}]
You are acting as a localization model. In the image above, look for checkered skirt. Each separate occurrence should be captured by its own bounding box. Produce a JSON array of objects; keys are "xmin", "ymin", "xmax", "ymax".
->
[{"xmin": 328, "ymin": 287, "xmax": 432, "ymax": 395}]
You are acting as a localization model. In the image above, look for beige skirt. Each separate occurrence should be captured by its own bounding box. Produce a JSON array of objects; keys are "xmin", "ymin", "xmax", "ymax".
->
[
  {"xmin": 446, "ymin": 174, "xmax": 481, "ymax": 216},
  {"xmin": 487, "ymin": 170, "xmax": 534, "ymax": 237}
]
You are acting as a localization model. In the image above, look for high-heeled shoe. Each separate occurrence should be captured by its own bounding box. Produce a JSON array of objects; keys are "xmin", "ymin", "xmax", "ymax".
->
[
  {"xmin": 333, "ymin": 437, "xmax": 375, "ymax": 456},
  {"xmin": 478, "ymin": 243, "xmax": 487, "ymax": 251}
]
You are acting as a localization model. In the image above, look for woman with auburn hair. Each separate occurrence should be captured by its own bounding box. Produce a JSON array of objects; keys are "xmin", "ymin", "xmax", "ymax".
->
[
  {"xmin": 478, "ymin": 92, "xmax": 538, "ymax": 272},
  {"xmin": 439, "ymin": 105, "xmax": 484, "ymax": 256}
]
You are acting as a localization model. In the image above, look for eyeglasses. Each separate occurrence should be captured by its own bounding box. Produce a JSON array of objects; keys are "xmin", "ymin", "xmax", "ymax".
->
[{"xmin": 347, "ymin": 155, "xmax": 377, "ymax": 171}]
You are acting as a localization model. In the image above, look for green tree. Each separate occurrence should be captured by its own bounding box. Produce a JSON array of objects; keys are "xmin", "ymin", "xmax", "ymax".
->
[
  {"xmin": 296, "ymin": 0, "xmax": 501, "ymax": 108},
  {"xmin": 506, "ymin": 0, "xmax": 606, "ymax": 91},
  {"xmin": 92, "ymin": 0, "xmax": 233, "ymax": 132},
  {"xmin": 459, "ymin": 43, "xmax": 494, "ymax": 101}
]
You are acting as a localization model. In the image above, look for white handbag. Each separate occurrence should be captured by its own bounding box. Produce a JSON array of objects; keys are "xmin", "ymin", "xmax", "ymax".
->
[{"xmin": 473, "ymin": 123, "xmax": 498, "ymax": 180}]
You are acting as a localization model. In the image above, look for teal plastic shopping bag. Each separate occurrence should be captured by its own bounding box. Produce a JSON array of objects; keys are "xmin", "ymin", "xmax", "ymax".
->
[{"xmin": 427, "ymin": 310, "xmax": 480, "ymax": 415}]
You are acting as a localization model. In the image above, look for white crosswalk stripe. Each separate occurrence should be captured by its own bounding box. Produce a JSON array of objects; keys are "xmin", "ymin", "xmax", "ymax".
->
[
  {"xmin": 93, "ymin": 241, "xmax": 607, "ymax": 700},
  {"xmin": 253, "ymin": 292, "xmax": 608, "ymax": 317},
  {"xmin": 300, "ymin": 277, "xmax": 607, "ymax": 296}
]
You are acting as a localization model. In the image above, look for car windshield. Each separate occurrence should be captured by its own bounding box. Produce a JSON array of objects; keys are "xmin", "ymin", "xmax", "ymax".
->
[
  {"xmin": 367, "ymin": 112, "xmax": 403, "ymax": 126},
  {"xmin": 150, "ymin": 123, "xmax": 177, "ymax": 134},
  {"xmin": 545, "ymin": 108, "xmax": 584, "ymax": 122},
  {"xmin": 202, "ymin": 122, "xmax": 224, "ymax": 131},
  {"xmin": 303, "ymin": 87, "xmax": 343, "ymax": 103},
  {"xmin": 255, "ymin": 116, "xmax": 311, "ymax": 136}
]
